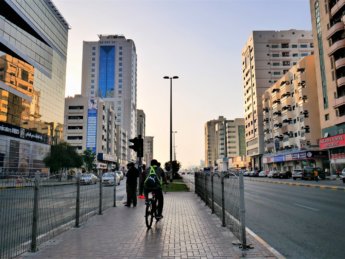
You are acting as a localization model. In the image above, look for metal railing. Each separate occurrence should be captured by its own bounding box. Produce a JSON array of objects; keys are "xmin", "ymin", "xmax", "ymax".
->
[
  {"xmin": 0, "ymin": 173, "xmax": 117, "ymax": 259},
  {"xmin": 195, "ymin": 171, "xmax": 247, "ymax": 249}
]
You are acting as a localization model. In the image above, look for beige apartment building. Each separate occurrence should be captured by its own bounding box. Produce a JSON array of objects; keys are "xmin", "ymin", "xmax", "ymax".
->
[
  {"xmin": 310, "ymin": 0, "xmax": 345, "ymax": 172},
  {"xmin": 242, "ymin": 30, "xmax": 314, "ymax": 170},
  {"xmin": 262, "ymin": 56, "xmax": 328, "ymax": 172},
  {"xmin": 64, "ymin": 95, "xmax": 117, "ymax": 170},
  {"xmin": 204, "ymin": 116, "xmax": 246, "ymax": 169}
]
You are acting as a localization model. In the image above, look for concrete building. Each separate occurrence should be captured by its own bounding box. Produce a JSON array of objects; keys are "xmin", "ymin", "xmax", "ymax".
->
[
  {"xmin": 262, "ymin": 55, "xmax": 327, "ymax": 172},
  {"xmin": 310, "ymin": 0, "xmax": 345, "ymax": 173},
  {"xmin": 64, "ymin": 95, "xmax": 117, "ymax": 170},
  {"xmin": 242, "ymin": 30, "xmax": 314, "ymax": 170},
  {"xmin": 137, "ymin": 109, "xmax": 145, "ymax": 137},
  {"xmin": 143, "ymin": 136, "xmax": 154, "ymax": 166},
  {"xmin": 204, "ymin": 116, "xmax": 246, "ymax": 169},
  {"xmin": 0, "ymin": 0, "xmax": 69, "ymax": 174},
  {"xmin": 81, "ymin": 35, "xmax": 137, "ymax": 162}
]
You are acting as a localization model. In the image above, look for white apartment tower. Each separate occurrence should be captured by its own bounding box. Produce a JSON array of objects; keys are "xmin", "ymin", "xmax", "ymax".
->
[
  {"xmin": 81, "ymin": 35, "xmax": 137, "ymax": 161},
  {"xmin": 242, "ymin": 30, "xmax": 314, "ymax": 170}
]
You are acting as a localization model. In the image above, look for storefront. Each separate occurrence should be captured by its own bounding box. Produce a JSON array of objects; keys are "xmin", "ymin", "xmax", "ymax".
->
[
  {"xmin": 262, "ymin": 150, "xmax": 328, "ymax": 172},
  {"xmin": 319, "ymin": 133, "xmax": 345, "ymax": 175}
]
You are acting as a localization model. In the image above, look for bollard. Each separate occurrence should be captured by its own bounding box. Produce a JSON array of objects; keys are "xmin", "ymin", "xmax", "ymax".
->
[
  {"xmin": 239, "ymin": 172, "xmax": 247, "ymax": 248},
  {"xmin": 113, "ymin": 174, "xmax": 117, "ymax": 207},
  {"xmin": 221, "ymin": 172, "xmax": 226, "ymax": 227},
  {"xmin": 75, "ymin": 174, "xmax": 80, "ymax": 227},
  {"xmin": 30, "ymin": 174, "xmax": 40, "ymax": 252},
  {"xmin": 211, "ymin": 172, "xmax": 214, "ymax": 214},
  {"xmin": 99, "ymin": 173, "xmax": 103, "ymax": 215}
]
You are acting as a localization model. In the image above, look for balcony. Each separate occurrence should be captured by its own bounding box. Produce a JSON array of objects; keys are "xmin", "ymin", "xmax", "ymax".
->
[
  {"xmin": 331, "ymin": 0, "xmax": 345, "ymax": 17},
  {"xmin": 335, "ymin": 114, "xmax": 345, "ymax": 125},
  {"xmin": 327, "ymin": 22, "xmax": 345, "ymax": 39},
  {"xmin": 337, "ymin": 76, "xmax": 345, "ymax": 87},
  {"xmin": 335, "ymin": 57, "xmax": 345, "ymax": 69},
  {"xmin": 328, "ymin": 39, "xmax": 345, "ymax": 56}
]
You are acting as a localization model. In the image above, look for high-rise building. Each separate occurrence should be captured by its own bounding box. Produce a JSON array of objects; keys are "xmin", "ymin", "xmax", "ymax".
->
[
  {"xmin": 310, "ymin": 0, "xmax": 345, "ymax": 170},
  {"xmin": 204, "ymin": 116, "xmax": 245, "ymax": 168},
  {"xmin": 0, "ymin": 0, "xmax": 69, "ymax": 174},
  {"xmin": 262, "ymin": 55, "xmax": 327, "ymax": 172},
  {"xmin": 143, "ymin": 136, "xmax": 154, "ymax": 166},
  {"xmin": 242, "ymin": 30, "xmax": 314, "ymax": 170},
  {"xmin": 64, "ymin": 95, "xmax": 117, "ymax": 169},
  {"xmin": 137, "ymin": 109, "xmax": 145, "ymax": 137},
  {"xmin": 81, "ymin": 35, "xmax": 137, "ymax": 161}
]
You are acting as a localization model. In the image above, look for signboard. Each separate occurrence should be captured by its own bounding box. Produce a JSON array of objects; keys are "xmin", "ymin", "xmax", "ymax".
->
[
  {"xmin": 319, "ymin": 133, "xmax": 345, "ymax": 149},
  {"xmin": 0, "ymin": 121, "xmax": 48, "ymax": 144},
  {"xmin": 86, "ymin": 98, "xmax": 97, "ymax": 153},
  {"xmin": 97, "ymin": 153, "xmax": 116, "ymax": 162}
]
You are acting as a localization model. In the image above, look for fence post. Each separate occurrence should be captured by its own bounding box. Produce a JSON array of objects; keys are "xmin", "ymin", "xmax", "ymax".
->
[
  {"xmin": 113, "ymin": 174, "xmax": 117, "ymax": 207},
  {"xmin": 221, "ymin": 172, "xmax": 226, "ymax": 227},
  {"xmin": 30, "ymin": 174, "xmax": 40, "ymax": 252},
  {"xmin": 75, "ymin": 174, "xmax": 80, "ymax": 227},
  {"xmin": 239, "ymin": 172, "xmax": 247, "ymax": 248},
  {"xmin": 211, "ymin": 172, "xmax": 214, "ymax": 214},
  {"xmin": 99, "ymin": 172, "xmax": 103, "ymax": 215},
  {"xmin": 194, "ymin": 173, "xmax": 197, "ymax": 194},
  {"xmin": 204, "ymin": 173, "xmax": 208, "ymax": 206}
]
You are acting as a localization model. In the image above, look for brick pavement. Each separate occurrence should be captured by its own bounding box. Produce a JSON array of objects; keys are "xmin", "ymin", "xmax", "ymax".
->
[{"xmin": 20, "ymin": 192, "xmax": 280, "ymax": 259}]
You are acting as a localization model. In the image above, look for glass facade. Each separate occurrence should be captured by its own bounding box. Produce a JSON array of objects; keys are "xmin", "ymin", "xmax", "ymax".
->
[
  {"xmin": 98, "ymin": 46, "xmax": 115, "ymax": 98},
  {"xmin": 0, "ymin": 0, "xmax": 68, "ymax": 175}
]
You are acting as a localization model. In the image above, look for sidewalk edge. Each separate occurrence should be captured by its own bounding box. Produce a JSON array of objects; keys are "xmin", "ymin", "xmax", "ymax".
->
[{"xmin": 246, "ymin": 227, "xmax": 286, "ymax": 259}]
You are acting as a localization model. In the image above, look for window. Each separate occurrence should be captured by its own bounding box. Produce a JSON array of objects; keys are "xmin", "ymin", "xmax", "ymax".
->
[
  {"xmin": 325, "ymin": 114, "xmax": 329, "ymax": 121},
  {"xmin": 272, "ymin": 53, "xmax": 279, "ymax": 57},
  {"xmin": 271, "ymin": 44, "xmax": 279, "ymax": 48},
  {"xmin": 119, "ymin": 63, "xmax": 122, "ymax": 66},
  {"xmin": 273, "ymin": 71, "xmax": 281, "ymax": 75},
  {"xmin": 92, "ymin": 52, "xmax": 96, "ymax": 55},
  {"xmin": 92, "ymin": 46, "xmax": 96, "ymax": 50},
  {"xmin": 281, "ymin": 43, "xmax": 289, "ymax": 48},
  {"xmin": 291, "ymin": 44, "xmax": 297, "ymax": 48},
  {"xmin": 273, "ymin": 62, "xmax": 280, "ymax": 66},
  {"xmin": 292, "ymin": 53, "xmax": 298, "ymax": 57},
  {"xmin": 301, "ymin": 53, "xmax": 309, "ymax": 57},
  {"xmin": 300, "ymin": 44, "xmax": 308, "ymax": 48},
  {"xmin": 283, "ymin": 61, "xmax": 290, "ymax": 66},
  {"xmin": 92, "ymin": 58, "xmax": 95, "ymax": 61}
]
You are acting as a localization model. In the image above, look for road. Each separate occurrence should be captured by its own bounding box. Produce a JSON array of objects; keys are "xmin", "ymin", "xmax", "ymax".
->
[{"xmin": 244, "ymin": 179, "xmax": 345, "ymax": 258}]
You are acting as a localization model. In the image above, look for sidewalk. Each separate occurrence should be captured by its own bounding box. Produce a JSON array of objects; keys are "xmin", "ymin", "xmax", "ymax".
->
[{"xmin": 20, "ymin": 192, "xmax": 280, "ymax": 259}]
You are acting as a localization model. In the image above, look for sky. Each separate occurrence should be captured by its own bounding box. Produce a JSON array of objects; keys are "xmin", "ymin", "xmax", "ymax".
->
[{"xmin": 54, "ymin": 0, "xmax": 312, "ymax": 169}]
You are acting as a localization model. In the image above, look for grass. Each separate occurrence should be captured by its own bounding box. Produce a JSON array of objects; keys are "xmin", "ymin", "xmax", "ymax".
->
[{"xmin": 164, "ymin": 180, "xmax": 189, "ymax": 192}]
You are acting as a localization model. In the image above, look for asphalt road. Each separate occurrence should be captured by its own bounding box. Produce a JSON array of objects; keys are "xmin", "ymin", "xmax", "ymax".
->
[{"xmin": 244, "ymin": 180, "xmax": 345, "ymax": 258}]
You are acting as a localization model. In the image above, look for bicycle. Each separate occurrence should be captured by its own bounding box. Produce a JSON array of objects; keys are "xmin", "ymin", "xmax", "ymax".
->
[{"xmin": 145, "ymin": 191, "xmax": 160, "ymax": 229}]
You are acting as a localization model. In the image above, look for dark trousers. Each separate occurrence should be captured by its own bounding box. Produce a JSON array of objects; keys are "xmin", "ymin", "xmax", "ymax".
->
[
  {"xmin": 126, "ymin": 184, "xmax": 137, "ymax": 206},
  {"xmin": 144, "ymin": 188, "xmax": 164, "ymax": 216}
]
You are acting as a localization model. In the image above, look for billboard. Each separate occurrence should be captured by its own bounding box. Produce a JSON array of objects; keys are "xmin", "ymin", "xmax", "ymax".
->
[{"xmin": 86, "ymin": 99, "xmax": 97, "ymax": 153}]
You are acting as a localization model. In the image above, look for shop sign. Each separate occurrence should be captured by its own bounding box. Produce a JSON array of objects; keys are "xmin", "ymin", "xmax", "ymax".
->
[
  {"xmin": 97, "ymin": 153, "xmax": 116, "ymax": 162},
  {"xmin": 274, "ymin": 155, "xmax": 284, "ymax": 162},
  {"xmin": 319, "ymin": 133, "xmax": 345, "ymax": 149}
]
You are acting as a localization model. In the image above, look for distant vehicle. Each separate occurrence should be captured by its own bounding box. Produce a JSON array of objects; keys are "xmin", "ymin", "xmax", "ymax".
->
[
  {"xmin": 258, "ymin": 171, "xmax": 267, "ymax": 177},
  {"xmin": 302, "ymin": 167, "xmax": 325, "ymax": 180},
  {"xmin": 243, "ymin": 171, "xmax": 249, "ymax": 176},
  {"xmin": 268, "ymin": 170, "xmax": 279, "ymax": 178},
  {"xmin": 101, "ymin": 172, "xmax": 117, "ymax": 186},
  {"xmin": 292, "ymin": 169, "xmax": 303, "ymax": 180},
  {"xmin": 80, "ymin": 173, "xmax": 98, "ymax": 185},
  {"xmin": 340, "ymin": 169, "xmax": 345, "ymax": 183},
  {"xmin": 279, "ymin": 171, "xmax": 292, "ymax": 179}
]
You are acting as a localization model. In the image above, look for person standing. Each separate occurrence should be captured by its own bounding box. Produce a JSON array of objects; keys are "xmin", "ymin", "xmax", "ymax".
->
[
  {"xmin": 314, "ymin": 169, "xmax": 319, "ymax": 182},
  {"xmin": 125, "ymin": 162, "xmax": 139, "ymax": 207},
  {"xmin": 138, "ymin": 164, "xmax": 146, "ymax": 199}
]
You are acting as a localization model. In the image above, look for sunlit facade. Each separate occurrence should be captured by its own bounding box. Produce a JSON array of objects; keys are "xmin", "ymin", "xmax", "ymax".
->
[{"xmin": 0, "ymin": 0, "xmax": 69, "ymax": 175}]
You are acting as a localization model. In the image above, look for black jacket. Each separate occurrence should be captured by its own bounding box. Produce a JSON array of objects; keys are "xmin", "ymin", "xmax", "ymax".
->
[{"xmin": 126, "ymin": 167, "xmax": 139, "ymax": 186}]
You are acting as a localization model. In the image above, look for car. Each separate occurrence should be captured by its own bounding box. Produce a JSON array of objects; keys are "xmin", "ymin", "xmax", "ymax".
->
[
  {"xmin": 279, "ymin": 171, "xmax": 292, "ymax": 179},
  {"xmin": 102, "ymin": 172, "xmax": 120, "ymax": 186},
  {"xmin": 292, "ymin": 169, "xmax": 303, "ymax": 180},
  {"xmin": 340, "ymin": 169, "xmax": 345, "ymax": 183},
  {"xmin": 258, "ymin": 171, "xmax": 267, "ymax": 177},
  {"xmin": 268, "ymin": 170, "xmax": 279, "ymax": 178},
  {"xmin": 80, "ymin": 173, "xmax": 98, "ymax": 185},
  {"xmin": 115, "ymin": 171, "xmax": 124, "ymax": 180},
  {"xmin": 243, "ymin": 171, "xmax": 250, "ymax": 176}
]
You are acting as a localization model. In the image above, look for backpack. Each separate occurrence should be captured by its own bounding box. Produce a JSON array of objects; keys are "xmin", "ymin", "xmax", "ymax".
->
[{"xmin": 144, "ymin": 166, "xmax": 161, "ymax": 189}]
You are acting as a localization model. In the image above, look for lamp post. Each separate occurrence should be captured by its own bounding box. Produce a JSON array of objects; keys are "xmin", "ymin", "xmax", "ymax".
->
[
  {"xmin": 172, "ymin": 131, "xmax": 178, "ymax": 161},
  {"xmin": 163, "ymin": 76, "xmax": 179, "ymax": 181}
]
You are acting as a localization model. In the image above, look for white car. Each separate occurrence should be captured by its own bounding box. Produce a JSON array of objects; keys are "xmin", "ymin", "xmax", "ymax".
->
[
  {"xmin": 102, "ymin": 172, "xmax": 120, "ymax": 186},
  {"xmin": 341, "ymin": 169, "xmax": 345, "ymax": 183},
  {"xmin": 80, "ymin": 173, "xmax": 98, "ymax": 185},
  {"xmin": 258, "ymin": 171, "xmax": 267, "ymax": 177}
]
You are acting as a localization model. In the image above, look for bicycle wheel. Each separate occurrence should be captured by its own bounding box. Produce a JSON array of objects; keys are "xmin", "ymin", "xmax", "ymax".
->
[{"xmin": 145, "ymin": 202, "xmax": 154, "ymax": 229}]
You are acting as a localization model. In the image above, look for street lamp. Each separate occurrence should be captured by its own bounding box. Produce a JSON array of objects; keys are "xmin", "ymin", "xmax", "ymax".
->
[
  {"xmin": 163, "ymin": 76, "xmax": 179, "ymax": 181},
  {"xmin": 172, "ymin": 131, "xmax": 178, "ymax": 161}
]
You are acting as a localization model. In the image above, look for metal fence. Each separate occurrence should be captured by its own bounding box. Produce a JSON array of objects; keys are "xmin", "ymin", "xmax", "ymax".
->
[
  {"xmin": 195, "ymin": 171, "xmax": 247, "ymax": 249},
  {"xmin": 0, "ymin": 174, "xmax": 117, "ymax": 259}
]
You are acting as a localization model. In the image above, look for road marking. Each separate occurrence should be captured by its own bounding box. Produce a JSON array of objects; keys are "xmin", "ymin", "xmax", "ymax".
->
[{"xmin": 294, "ymin": 203, "xmax": 319, "ymax": 212}]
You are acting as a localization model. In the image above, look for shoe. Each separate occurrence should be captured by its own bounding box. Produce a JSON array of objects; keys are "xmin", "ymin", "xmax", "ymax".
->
[
  {"xmin": 156, "ymin": 215, "xmax": 163, "ymax": 219},
  {"xmin": 124, "ymin": 204, "xmax": 130, "ymax": 207}
]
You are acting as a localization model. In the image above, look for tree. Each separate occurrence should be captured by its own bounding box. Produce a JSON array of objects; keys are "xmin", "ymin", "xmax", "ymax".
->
[
  {"xmin": 164, "ymin": 160, "xmax": 181, "ymax": 180},
  {"xmin": 82, "ymin": 149, "xmax": 96, "ymax": 173},
  {"xmin": 44, "ymin": 142, "xmax": 82, "ymax": 176}
]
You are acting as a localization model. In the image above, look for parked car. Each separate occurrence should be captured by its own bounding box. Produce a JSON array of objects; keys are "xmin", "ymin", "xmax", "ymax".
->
[
  {"xmin": 302, "ymin": 167, "xmax": 325, "ymax": 180},
  {"xmin": 243, "ymin": 171, "xmax": 250, "ymax": 176},
  {"xmin": 80, "ymin": 173, "xmax": 98, "ymax": 185},
  {"xmin": 102, "ymin": 172, "xmax": 118, "ymax": 186},
  {"xmin": 258, "ymin": 171, "xmax": 267, "ymax": 177},
  {"xmin": 268, "ymin": 170, "xmax": 279, "ymax": 178},
  {"xmin": 292, "ymin": 169, "xmax": 303, "ymax": 180},
  {"xmin": 279, "ymin": 171, "xmax": 292, "ymax": 179},
  {"xmin": 340, "ymin": 169, "xmax": 345, "ymax": 183}
]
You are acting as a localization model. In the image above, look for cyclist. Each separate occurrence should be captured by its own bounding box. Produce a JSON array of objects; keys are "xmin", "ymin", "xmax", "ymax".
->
[{"xmin": 144, "ymin": 159, "xmax": 167, "ymax": 219}]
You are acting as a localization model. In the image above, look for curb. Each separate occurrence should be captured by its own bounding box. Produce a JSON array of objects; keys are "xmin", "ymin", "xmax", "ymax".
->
[
  {"xmin": 246, "ymin": 178, "xmax": 345, "ymax": 191},
  {"xmin": 246, "ymin": 227, "xmax": 286, "ymax": 259}
]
